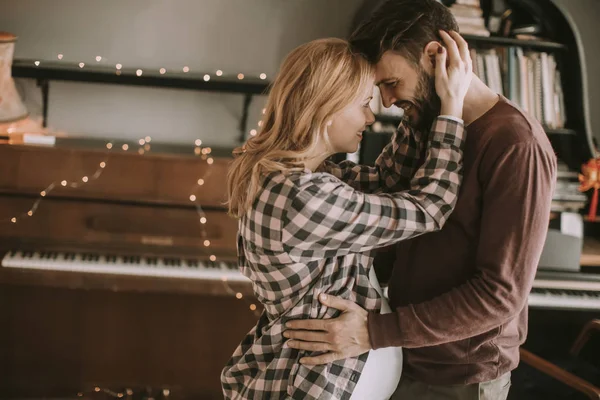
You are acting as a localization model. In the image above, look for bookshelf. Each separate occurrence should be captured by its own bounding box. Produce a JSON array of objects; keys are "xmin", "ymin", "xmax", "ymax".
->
[{"xmin": 462, "ymin": 34, "xmax": 567, "ymax": 52}]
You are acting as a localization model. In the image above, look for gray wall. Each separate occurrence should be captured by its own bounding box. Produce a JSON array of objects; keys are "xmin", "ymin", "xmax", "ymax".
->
[{"xmin": 0, "ymin": 0, "xmax": 363, "ymax": 147}]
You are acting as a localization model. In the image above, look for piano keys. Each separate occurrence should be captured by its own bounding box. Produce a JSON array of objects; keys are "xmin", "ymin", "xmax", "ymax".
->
[{"xmin": 529, "ymin": 270, "xmax": 600, "ymax": 311}]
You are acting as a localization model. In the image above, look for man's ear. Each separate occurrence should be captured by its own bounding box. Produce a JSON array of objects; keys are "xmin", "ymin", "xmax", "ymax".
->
[{"xmin": 421, "ymin": 41, "xmax": 443, "ymax": 74}]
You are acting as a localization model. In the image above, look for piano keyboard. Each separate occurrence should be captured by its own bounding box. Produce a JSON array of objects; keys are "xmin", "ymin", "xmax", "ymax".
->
[
  {"xmin": 529, "ymin": 277, "xmax": 600, "ymax": 311},
  {"xmin": 1, "ymin": 250, "xmax": 249, "ymax": 283}
]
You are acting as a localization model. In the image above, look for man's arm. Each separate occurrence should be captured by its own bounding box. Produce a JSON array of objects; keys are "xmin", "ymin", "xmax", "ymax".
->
[{"xmin": 369, "ymin": 139, "xmax": 557, "ymax": 348}]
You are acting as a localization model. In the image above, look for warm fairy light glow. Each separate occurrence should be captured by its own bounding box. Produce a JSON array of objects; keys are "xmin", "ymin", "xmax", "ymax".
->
[
  {"xmin": 138, "ymin": 139, "xmax": 145, "ymax": 145},
  {"xmin": 79, "ymin": 62, "xmax": 85, "ymax": 68},
  {"xmin": 195, "ymin": 139, "xmax": 202, "ymax": 146},
  {"xmin": 260, "ymin": 73, "xmax": 267, "ymax": 80},
  {"xmin": 10, "ymin": 217, "xmax": 16, "ymax": 223},
  {"xmin": 194, "ymin": 147, "xmax": 201, "ymax": 155},
  {"xmin": 258, "ymin": 120, "xmax": 263, "ymax": 127},
  {"xmin": 197, "ymin": 179, "xmax": 204, "ymax": 185},
  {"xmin": 100, "ymin": 162, "xmax": 106, "ymax": 168},
  {"xmin": 82, "ymin": 176, "xmax": 88, "ymax": 182},
  {"xmin": 138, "ymin": 148, "xmax": 144, "ymax": 155},
  {"xmin": 203, "ymin": 74, "xmax": 210, "ymax": 82},
  {"xmin": 96, "ymin": 56, "xmax": 102, "ymax": 62},
  {"xmin": 204, "ymin": 240, "xmax": 210, "ymax": 246},
  {"xmin": 207, "ymin": 158, "xmax": 214, "ymax": 165},
  {"xmin": 106, "ymin": 143, "xmax": 113, "ymax": 149},
  {"xmin": 27, "ymin": 211, "xmax": 33, "ymax": 216},
  {"xmin": 34, "ymin": 61, "xmax": 40, "ymax": 66},
  {"xmin": 236, "ymin": 292, "xmax": 243, "ymax": 299},
  {"xmin": 144, "ymin": 144, "xmax": 150, "ymax": 151},
  {"xmin": 262, "ymin": 108, "xmax": 266, "ymax": 114},
  {"xmin": 190, "ymin": 195, "xmax": 197, "ymax": 202},
  {"xmin": 237, "ymin": 73, "xmax": 244, "ymax": 80},
  {"xmin": 57, "ymin": 54, "xmax": 63, "ymax": 60},
  {"xmin": 200, "ymin": 217, "xmax": 207, "ymax": 224},
  {"xmin": 250, "ymin": 129, "xmax": 257, "ymax": 136},
  {"xmin": 250, "ymin": 304, "xmax": 257, "ymax": 311},
  {"xmin": 40, "ymin": 191, "xmax": 46, "ymax": 197},
  {"xmin": 122, "ymin": 144, "xmax": 129, "ymax": 151},
  {"xmin": 145, "ymin": 136, "xmax": 151, "ymax": 142},
  {"xmin": 210, "ymin": 255, "xmax": 217, "ymax": 262},
  {"xmin": 183, "ymin": 66, "xmax": 190, "ymax": 72},
  {"xmin": 61, "ymin": 180, "xmax": 67, "ymax": 187},
  {"xmin": 116, "ymin": 64, "xmax": 122, "ymax": 70},
  {"xmin": 136, "ymin": 69, "xmax": 143, "ymax": 76},
  {"xmin": 216, "ymin": 70, "xmax": 223, "ymax": 76},
  {"xmin": 159, "ymin": 68, "xmax": 166, "ymax": 74}
]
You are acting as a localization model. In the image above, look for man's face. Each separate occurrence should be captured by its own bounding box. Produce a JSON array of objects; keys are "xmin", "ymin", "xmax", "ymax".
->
[{"xmin": 374, "ymin": 51, "xmax": 440, "ymax": 131}]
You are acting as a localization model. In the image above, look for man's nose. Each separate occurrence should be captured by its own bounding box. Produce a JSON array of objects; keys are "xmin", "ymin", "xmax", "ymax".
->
[{"xmin": 381, "ymin": 90, "xmax": 396, "ymax": 109}]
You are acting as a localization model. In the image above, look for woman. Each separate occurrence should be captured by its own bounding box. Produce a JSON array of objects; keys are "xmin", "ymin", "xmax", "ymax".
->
[{"xmin": 223, "ymin": 37, "xmax": 471, "ymax": 399}]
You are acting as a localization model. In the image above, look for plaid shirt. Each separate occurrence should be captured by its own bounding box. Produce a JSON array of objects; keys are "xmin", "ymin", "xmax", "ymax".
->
[{"xmin": 221, "ymin": 117, "xmax": 465, "ymax": 400}]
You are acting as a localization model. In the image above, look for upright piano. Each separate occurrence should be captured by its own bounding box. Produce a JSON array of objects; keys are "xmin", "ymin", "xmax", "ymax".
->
[{"xmin": 0, "ymin": 141, "xmax": 258, "ymax": 399}]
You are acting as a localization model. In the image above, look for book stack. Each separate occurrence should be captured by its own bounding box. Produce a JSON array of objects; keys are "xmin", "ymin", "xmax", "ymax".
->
[
  {"xmin": 448, "ymin": 0, "xmax": 490, "ymax": 37},
  {"xmin": 470, "ymin": 47, "xmax": 566, "ymax": 129}
]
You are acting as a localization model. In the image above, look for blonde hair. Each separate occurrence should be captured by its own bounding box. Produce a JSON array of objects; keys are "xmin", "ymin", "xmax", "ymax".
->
[{"xmin": 227, "ymin": 38, "xmax": 374, "ymax": 218}]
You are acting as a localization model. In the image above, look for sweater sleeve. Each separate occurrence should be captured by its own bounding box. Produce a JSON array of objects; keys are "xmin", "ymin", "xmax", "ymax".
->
[{"xmin": 368, "ymin": 139, "xmax": 557, "ymax": 349}]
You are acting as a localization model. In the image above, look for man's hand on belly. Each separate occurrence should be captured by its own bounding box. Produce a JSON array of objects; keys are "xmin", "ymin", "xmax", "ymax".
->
[{"xmin": 284, "ymin": 293, "xmax": 371, "ymax": 365}]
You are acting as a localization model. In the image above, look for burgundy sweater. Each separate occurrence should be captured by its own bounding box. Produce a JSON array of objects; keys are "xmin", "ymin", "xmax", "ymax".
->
[{"xmin": 369, "ymin": 96, "xmax": 557, "ymax": 384}]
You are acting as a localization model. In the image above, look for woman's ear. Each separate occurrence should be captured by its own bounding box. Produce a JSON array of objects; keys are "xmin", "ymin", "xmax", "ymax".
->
[{"xmin": 421, "ymin": 41, "xmax": 443, "ymax": 74}]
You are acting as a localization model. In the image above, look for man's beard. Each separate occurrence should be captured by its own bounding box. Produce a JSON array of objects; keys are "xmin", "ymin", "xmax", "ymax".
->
[{"xmin": 411, "ymin": 67, "xmax": 441, "ymax": 132}]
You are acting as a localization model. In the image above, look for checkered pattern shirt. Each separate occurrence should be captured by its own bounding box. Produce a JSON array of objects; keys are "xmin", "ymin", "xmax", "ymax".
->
[{"xmin": 221, "ymin": 117, "xmax": 465, "ymax": 400}]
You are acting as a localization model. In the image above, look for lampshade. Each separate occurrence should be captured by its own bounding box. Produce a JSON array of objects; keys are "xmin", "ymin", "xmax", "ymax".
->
[{"xmin": 0, "ymin": 32, "xmax": 28, "ymax": 124}]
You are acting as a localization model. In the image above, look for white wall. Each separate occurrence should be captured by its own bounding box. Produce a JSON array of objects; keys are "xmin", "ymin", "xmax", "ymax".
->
[{"xmin": 0, "ymin": 0, "xmax": 363, "ymax": 147}]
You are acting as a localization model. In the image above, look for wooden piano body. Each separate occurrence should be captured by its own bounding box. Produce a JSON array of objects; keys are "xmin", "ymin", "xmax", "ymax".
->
[{"xmin": 0, "ymin": 142, "xmax": 258, "ymax": 399}]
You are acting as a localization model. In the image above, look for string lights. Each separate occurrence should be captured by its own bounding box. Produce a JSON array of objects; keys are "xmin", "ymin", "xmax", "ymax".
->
[{"xmin": 5, "ymin": 52, "xmax": 265, "ymax": 315}]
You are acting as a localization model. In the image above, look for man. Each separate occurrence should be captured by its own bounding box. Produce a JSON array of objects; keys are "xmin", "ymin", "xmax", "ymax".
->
[{"xmin": 283, "ymin": 0, "xmax": 557, "ymax": 399}]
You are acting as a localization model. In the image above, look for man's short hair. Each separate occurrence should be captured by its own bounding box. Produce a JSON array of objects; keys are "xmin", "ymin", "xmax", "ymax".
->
[{"xmin": 349, "ymin": 0, "xmax": 459, "ymax": 66}]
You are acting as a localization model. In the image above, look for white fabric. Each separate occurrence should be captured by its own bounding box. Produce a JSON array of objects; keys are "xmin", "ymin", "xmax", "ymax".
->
[{"xmin": 349, "ymin": 267, "xmax": 403, "ymax": 400}]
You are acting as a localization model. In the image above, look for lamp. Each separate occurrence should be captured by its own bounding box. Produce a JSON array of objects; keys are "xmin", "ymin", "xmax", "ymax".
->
[{"xmin": 0, "ymin": 31, "xmax": 48, "ymax": 143}]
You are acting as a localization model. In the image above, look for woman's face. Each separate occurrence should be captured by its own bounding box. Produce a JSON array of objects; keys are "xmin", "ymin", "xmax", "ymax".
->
[{"xmin": 326, "ymin": 82, "xmax": 376, "ymax": 154}]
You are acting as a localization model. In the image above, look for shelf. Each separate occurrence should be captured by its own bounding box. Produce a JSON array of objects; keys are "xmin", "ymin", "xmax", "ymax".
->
[
  {"xmin": 462, "ymin": 34, "xmax": 567, "ymax": 51},
  {"xmin": 11, "ymin": 59, "xmax": 270, "ymax": 95}
]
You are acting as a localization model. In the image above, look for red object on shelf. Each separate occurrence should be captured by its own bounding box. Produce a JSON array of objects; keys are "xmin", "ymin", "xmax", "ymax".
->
[{"xmin": 578, "ymin": 158, "xmax": 600, "ymax": 221}]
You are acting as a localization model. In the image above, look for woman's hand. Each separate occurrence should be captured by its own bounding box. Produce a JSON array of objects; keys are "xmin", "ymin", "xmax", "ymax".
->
[{"xmin": 435, "ymin": 30, "xmax": 473, "ymax": 119}]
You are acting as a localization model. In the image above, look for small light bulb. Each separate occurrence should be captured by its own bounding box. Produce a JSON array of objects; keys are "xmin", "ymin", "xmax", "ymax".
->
[
  {"xmin": 122, "ymin": 144, "xmax": 129, "ymax": 151},
  {"xmin": 79, "ymin": 62, "xmax": 85, "ymax": 68},
  {"xmin": 116, "ymin": 70, "xmax": 122, "ymax": 76},
  {"xmin": 260, "ymin": 73, "xmax": 267, "ymax": 80},
  {"xmin": 250, "ymin": 129, "xmax": 257, "ymax": 136},
  {"xmin": 136, "ymin": 69, "xmax": 143, "ymax": 76},
  {"xmin": 262, "ymin": 108, "xmax": 266, "ymax": 115},
  {"xmin": 197, "ymin": 179, "xmax": 204, "ymax": 186},
  {"xmin": 144, "ymin": 144, "xmax": 151, "ymax": 151},
  {"xmin": 58, "ymin": 54, "xmax": 64, "ymax": 60},
  {"xmin": 116, "ymin": 63, "xmax": 122, "ymax": 70},
  {"xmin": 94, "ymin": 387, "xmax": 101, "ymax": 392},
  {"xmin": 206, "ymin": 147, "xmax": 212, "ymax": 154},
  {"xmin": 61, "ymin": 180, "xmax": 67, "ymax": 187},
  {"xmin": 250, "ymin": 304, "xmax": 257, "ymax": 311},
  {"xmin": 183, "ymin": 66, "xmax": 190, "ymax": 73},
  {"xmin": 10, "ymin": 217, "xmax": 16, "ymax": 223},
  {"xmin": 216, "ymin": 70, "xmax": 223, "ymax": 76},
  {"xmin": 77, "ymin": 393, "xmax": 83, "ymax": 397},
  {"xmin": 204, "ymin": 240, "xmax": 210, "ymax": 247},
  {"xmin": 258, "ymin": 120, "xmax": 263, "ymax": 127},
  {"xmin": 203, "ymin": 74, "xmax": 210, "ymax": 82},
  {"xmin": 210, "ymin": 255, "xmax": 217, "ymax": 262},
  {"xmin": 27, "ymin": 210, "xmax": 33, "ymax": 216},
  {"xmin": 106, "ymin": 143, "xmax": 113, "ymax": 149},
  {"xmin": 200, "ymin": 217, "xmax": 207, "ymax": 224},
  {"xmin": 100, "ymin": 162, "xmax": 106, "ymax": 168},
  {"xmin": 236, "ymin": 292, "xmax": 243, "ymax": 299},
  {"xmin": 40, "ymin": 191, "xmax": 46, "ymax": 197},
  {"xmin": 190, "ymin": 195, "xmax": 197, "ymax": 202},
  {"xmin": 207, "ymin": 158, "xmax": 214, "ymax": 165},
  {"xmin": 82, "ymin": 176, "xmax": 88, "ymax": 182},
  {"xmin": 237, "ymin": 73, "xmax": 244, "ymax": 80},
  {"xmin": 145, "ymin": 136, "xmax": 151, "ymax": 142},
  {"xmin": 194, "ymin": 147, "xmax": 201, "ymax": 155},
  {"xmin": 159, "ymin": 68, "xmax": 166, "ymax": 74},
  {"xmin": 96, "ymin": 56, "xmax": 102, "ymax": 62},
  {"xmin": 138, "ymin": 148, "xmax": 145, "ymax": 155},
  {"xmin": 34, "ymin": 61, "xmax": 40, "ymax": 66},
  {"xmin": 195, "ymin": 139, "xmax": 202, "ymax": 146},
  {"xmin": 138, "ymin": 139, "xmax": 145, "ymax": 145}
]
